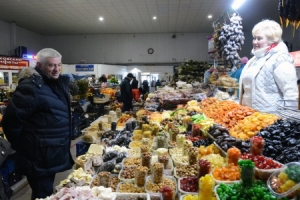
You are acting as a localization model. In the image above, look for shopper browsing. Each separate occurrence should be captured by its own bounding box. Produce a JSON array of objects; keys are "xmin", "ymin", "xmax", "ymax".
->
[
  {"xmin": 2, "ymin": 48, "xmax": 74, "ymax": 200},
  {"xmin": 239, "ymin": 19, "xmax": 298, "ymax": 113},
  {"xmin": 131, "ymin": 76, "xmax": 138, "ymax": 89},
  {"xmin": 120, "ymin": 73, "xmax": 134, "ymax": 111}
]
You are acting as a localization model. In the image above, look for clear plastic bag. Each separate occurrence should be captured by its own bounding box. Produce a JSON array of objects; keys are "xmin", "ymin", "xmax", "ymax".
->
[
  {"xmin": 98, "ymin": 159, "xmax": 116, "ymax": 172},
  {"xmin": 103, "ymin": 151, "xmax": 118, "ymax": 162},
  {"xmin": 116, "ymin": 152, "xmax": 127, "ymax": 163}
]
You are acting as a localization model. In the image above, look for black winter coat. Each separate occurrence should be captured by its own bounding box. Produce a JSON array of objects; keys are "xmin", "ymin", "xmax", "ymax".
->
[
  {"xmin": 131, "ymin": 79, "xmax": 138, "ymax": 89},
  {"xmin": 2, "ymin": 67, "xmax": 74, "ymax": 177},
  {"xmin": 120, "ymin": 77, "xmax": 132, "ymax": 102}
]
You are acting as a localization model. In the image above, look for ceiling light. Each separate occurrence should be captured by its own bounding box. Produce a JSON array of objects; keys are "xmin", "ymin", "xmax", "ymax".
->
[
  {"xmin": 99, "ymin": 17, "xmax": 104, "ymax": 21},
  {"xmin": 208, "ymin": 15, "xmax": 212, "ymax": 19},
  {"xmin": 153, "ymin": 16, "xmax": 157, "ymax": 20},
  {"xmin": 231, "ymin": 0, "xmax": 246, "ymax": 9}
]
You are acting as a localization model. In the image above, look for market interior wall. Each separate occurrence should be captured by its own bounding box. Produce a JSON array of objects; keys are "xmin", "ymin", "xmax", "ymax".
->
[{"xmin": 0, "ymin": 19, "xmax": 299, "ymax": 65}]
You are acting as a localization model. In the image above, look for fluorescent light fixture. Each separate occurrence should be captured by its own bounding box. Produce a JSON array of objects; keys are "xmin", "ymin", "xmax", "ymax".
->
[
  {"xmin": 231, "ymin": 0, "xmax": 246, "ymax": 9},
  {"xmin": 153, "ymin": 16, "xmax": 157, "ymax": 20},
  {"xmin": 99, "ymin": 17, "xmax": 104, "ymax": 21},
  {"xmin": 208, "ymin": 15, "xmax": 212, "ymax": 19}
]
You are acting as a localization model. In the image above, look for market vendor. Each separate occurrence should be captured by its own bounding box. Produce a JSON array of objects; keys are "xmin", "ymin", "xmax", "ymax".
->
[{"xmin": 239, "ymin": 19, "xmax": 298, "ymax": 113}]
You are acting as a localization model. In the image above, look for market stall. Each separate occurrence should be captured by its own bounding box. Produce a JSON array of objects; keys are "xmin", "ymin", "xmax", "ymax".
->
[{"xmin": 33, "ymin": 92, "xmax": 300, "ymax": 200}]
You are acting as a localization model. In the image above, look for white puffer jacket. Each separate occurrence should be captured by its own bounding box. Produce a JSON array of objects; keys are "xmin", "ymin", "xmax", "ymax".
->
[{"xmin": 239, "ymin": 42, "xmax": 298, "ymax": 114}]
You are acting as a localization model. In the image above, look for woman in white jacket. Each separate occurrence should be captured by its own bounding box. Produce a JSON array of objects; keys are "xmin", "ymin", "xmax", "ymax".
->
[{"xmin": 239, "ymin": 19, "xmax": 298, "ymax": 114}]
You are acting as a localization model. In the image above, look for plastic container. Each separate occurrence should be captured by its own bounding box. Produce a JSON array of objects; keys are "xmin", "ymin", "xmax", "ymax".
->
[
  {"xmin": 211, "ymin": 174, "xmax": 240, "ymax": 185},
  {"xmin": 178, "ymin": 177, "xmax": 199, "ymax": 195},
  {"xmin": 112, "ymin": 193, "xmax": 150, "ymax": 200},
  {"xmin": 98, "ymin": 171, "xmax": 111, "ymax": 187},
  {"xmin": 174, "ymin": 165, "xmax": 198, "ymax": 179},
  {"xmin": 128, "ymin": 148, "xmax": 141, "ymax": 158},
  {"xmin": 169, "ymin": 148, "xmax": 182, "ymax": 157},
  {"xmin": 122, "ymin": 157, "xmax": 142, "ymax": 168},
  {"xmin": 145, "ymin": 175, "xmax": 177, "ymax": 194},
  {"xmin": 180, "ymin": 194, "xmax": 198, "ymax": 200},
  {"xmin": 172, "ymin": 155, "xmax": 188, "ymax": 167},
  {"xmin": 116, "ymin": 182, "xmax": 146, "ymax": 193},
  {"xmin": 151, "ymin": 155, "xmax": 174, "ymax": 176},
  {"xmin": 118, "ymin": 166, "xmax": 136, "ymax": 183},
  {"xmin": 255, "ymin": 160, "xmax": 284, "ymax": 180},
  {"xmin": 267, "ymin": 162, "xmax": 300, "ymax": 198}
]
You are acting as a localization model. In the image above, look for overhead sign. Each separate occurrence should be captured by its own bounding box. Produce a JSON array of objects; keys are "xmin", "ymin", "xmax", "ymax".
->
[
  {"xmin": 290, "ymin": 51, "xmax": 300, "ymax": 67},
  {"xmin": 0, "ymin": 56, "xmax": 29, "ymax": 69},
  {"xmin": 0, "ymin": 65, "xmax": 28, "ymax": 70},
  {"xmin": 23, "ymin": 54, "xmax": 37, "ymax": 60},
  {"xmin": 75, "ymin": 64, "xmax": 94, "ymax": 72}
]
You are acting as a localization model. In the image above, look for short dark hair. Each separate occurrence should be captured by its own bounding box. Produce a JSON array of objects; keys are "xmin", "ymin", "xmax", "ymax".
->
[{"xmin": 127, "ymin": 73, "xmax": 134, "ymax": 78}]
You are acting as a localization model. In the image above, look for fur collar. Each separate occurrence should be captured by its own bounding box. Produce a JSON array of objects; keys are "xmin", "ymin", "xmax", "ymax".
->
[{"xmin": 18, "ymin": 67, "xmax": 41, "ymax": 81}]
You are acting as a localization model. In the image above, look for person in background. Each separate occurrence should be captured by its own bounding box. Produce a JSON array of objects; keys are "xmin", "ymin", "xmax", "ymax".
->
[
  {"xmin": 120, "ymin": 73, "xmax": 134, "ymax": 111},
  {"xmin": 131, "ymin": 76, "xmax": 140, "ymax": 101},
  {"xmin": 142, "ymin": 79, "xmax": 149, "ymax": 93},
  {"xmin": 2, "ymin": 48, "xmax": 74, "ymax": 200},
  {"xmin": 239, "ymin": 19, "xmax": 298, "ymax": 113},
  {"xmin": 203, "ymin": 67, "xmax": 215, "ymax": 84},
  {"xmin": 131, "ymin": 76, "xmax": 138, "ymax": 89},
  {"xmin": 230, "ymin": 57, "xmax": 248, "ymax": 83},
  {"xmin": 99, "ymin": 74, "xmax": 107, "ymax": 83},
  {"xmin": 155, "ymin": 79, "xmax": 161, "ymax": 90}
]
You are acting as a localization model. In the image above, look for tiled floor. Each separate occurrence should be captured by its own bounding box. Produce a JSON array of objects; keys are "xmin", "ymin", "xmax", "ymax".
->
[{"xmin": 10, "ymin": 136, "xmax": 83, "ymax": 200}]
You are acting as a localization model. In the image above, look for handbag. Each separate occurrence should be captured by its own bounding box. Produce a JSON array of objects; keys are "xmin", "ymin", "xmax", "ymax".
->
[{"xmin": 0, "ymin": 137, "xmax": 11, "ymax": 166}]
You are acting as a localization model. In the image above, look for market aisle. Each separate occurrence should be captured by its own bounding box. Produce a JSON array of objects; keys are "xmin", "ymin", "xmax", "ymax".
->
[{"xmin": 10, "ymin": 136, "xmax": 83, "ymax": 200}]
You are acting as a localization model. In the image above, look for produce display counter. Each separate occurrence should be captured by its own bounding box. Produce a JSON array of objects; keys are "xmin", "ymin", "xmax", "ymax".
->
[{"xmin": 37, "ymin": 96, "xmax": 300, "ymax": 200}]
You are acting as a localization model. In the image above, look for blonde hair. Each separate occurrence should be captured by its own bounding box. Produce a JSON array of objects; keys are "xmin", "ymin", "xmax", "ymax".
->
[{"xmin": 252, "ymin": 19, "xmax": 282, "ymax": 43}]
